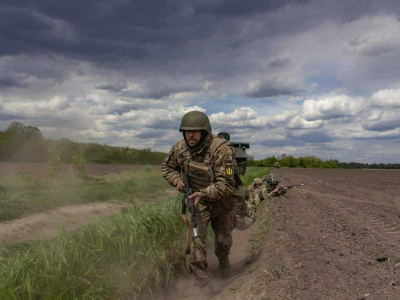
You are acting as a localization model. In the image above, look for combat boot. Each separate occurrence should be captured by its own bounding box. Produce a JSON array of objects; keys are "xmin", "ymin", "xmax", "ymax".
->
[{"xmin": 218, "ymin": 256, "xmax": 232, "ymax": 278}]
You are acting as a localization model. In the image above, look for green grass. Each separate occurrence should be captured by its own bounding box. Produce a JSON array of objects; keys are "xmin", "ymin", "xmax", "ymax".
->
[
  {"xmin": 0, "ymin": 167, "xmax": 172, "ymax": 222},
  {"xmin": 0, "ymin": 196, "xmax": 187, "ymax": 299},
  {"xmin": 247, "ymin": 202, "xmax": 272, "ymax": 260},
  {"xmin": 241, "ymin": 167, "xmax": 271, "ymax": 186},
  {"xmin": 0, "ymin": 166, "xmax": 271, "ymax": 299},
  {"xmin": 244, "ymin": 167, "xmax": 272, "ymax": 259}
]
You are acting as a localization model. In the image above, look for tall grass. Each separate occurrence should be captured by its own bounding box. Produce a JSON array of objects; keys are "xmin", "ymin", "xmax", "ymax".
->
[
  {"xmin": 0, "ymin": 196, "xmax": 186, "ymax": 299},
  {"xmin": 0, "ymin": 167, "xmax": 270, "ymax": 299},
  {"xmin": 0, "ymin": 167, "xmax": 172, "ymax": 222}
]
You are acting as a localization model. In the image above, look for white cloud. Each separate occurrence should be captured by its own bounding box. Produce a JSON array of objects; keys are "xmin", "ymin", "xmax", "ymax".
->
[
  {"xmin": 287, "ymin": 116, "xmax": 324, "ymax": 129},
  {"xmin": 370, "ymin": 89, "xmax": 400, "ymax": 108},
  {"xmin": 302, "ymin": 95, "xmax": 365, "ymax": 121},
  {"xmin": 210, "ymin": 107, "xmax": 258, "ymax": 123}
]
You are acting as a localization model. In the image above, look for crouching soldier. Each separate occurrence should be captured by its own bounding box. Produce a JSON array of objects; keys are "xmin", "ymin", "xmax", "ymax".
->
[{"xmin": 246, "ymin": 175, "xmax": 282, "ymax": 212}]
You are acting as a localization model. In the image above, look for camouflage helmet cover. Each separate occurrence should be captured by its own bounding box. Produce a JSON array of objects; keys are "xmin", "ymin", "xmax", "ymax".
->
[
  {"xmin": 254, "ymin": 178, "xmax": 262, "ymax": 185},
  {"xmin": 179, "ymin": 111, "xmax": 212, "ymax": 134}
]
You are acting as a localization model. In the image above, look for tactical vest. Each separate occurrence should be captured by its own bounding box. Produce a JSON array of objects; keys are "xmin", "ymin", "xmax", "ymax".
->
[{"xmin": 183, "ymin": 137, "xmax": 244, "ymax": 210}]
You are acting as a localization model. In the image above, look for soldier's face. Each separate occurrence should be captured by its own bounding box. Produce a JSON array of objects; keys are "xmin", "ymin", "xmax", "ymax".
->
[{"xmin": 184, "ymin": 130, "xmax": 202, "ymax": 147}]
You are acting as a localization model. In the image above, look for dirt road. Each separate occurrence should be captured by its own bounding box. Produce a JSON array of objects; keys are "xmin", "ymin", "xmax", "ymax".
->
[
  {"xmin": 0, "ymin": 202, "xmax": 132, "ymax": 252},
  {"xmin": 0, "ymin": 162, "xmax": 147, "ymax": 179},
  {"xmin": 214, "ymin": 169, "xmax": 400, "ymax": 299}
]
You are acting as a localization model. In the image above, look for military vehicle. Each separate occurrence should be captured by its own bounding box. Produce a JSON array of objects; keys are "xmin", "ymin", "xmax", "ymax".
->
[{"xmin": 217, "ymin": 132, "xmax": 250, "ymax": 175}]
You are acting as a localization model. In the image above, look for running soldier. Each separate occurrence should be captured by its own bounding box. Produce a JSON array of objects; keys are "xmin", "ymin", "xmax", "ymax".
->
[{"xmin": 161, "ymin": 111, "xmax": 242, "ymax": 285}]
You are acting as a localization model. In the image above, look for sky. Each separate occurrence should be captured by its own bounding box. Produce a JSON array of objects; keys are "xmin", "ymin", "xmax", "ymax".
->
[{"xmin": 1, "ymin": 0, "xmax": 400, "ymax": 163}]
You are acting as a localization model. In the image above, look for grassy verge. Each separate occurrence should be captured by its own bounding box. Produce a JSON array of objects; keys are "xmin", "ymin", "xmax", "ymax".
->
[
  {"xmin": 247, "ymin": 202, "xmax": 272, "ymax": 260},
  {"xmin": 0, "ymin": 167, "xmax": 271, "ymax": 299},
  {"xmin": 241, "ymin": 167, "xmax": 271, "ymax": 186},
  {"xmin": 0, "ymin": 166, "xmax": 172, "ymax": 222},
  {"xmin": 242, "ymin": 168, "xmax": 272, "ymax": 259},
  {"xmin": 0, "ymin": 196, "xmax": 187, "ymax": 299}
]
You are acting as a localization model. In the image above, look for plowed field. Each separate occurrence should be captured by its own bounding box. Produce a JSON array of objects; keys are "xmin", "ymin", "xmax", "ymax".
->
[
  {"xmin": 162, "ymin": 168, "xmax": 400, "ymax": 299},
  {"xmin": 214, "ymin": 168, "xmax": 400, "ymax": 300}
]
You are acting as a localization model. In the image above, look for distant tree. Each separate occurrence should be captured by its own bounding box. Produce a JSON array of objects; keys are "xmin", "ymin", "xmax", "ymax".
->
[
  {"xmin": 6, "ymin": 122, "xmax": 43, "ymax": 140},
  {"xmin": 6, "ymin": 122, "xmax": 27, "ymax": 134}
]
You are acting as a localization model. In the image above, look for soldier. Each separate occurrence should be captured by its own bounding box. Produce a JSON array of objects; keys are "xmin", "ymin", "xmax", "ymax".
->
[
  {"xmin": 247, "ymin": 178, "xmax": 263, "ymax": 211},
  {"xmin": 161, "ymin": 111, "xmax": 241, "ymax": 285},
  {"xmin": 247, "ymin": 175, "xmax": 281, "ymax": 211}
]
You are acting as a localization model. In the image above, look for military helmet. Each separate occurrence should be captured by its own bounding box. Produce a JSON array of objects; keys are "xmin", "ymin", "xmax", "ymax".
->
[
  {"xmin": 254, "ymin": 178, "xmax": 262, "ymax": 185},
  {"xmin": 179, "ymin": 111, "xmax": 212, "ymax": 134}
]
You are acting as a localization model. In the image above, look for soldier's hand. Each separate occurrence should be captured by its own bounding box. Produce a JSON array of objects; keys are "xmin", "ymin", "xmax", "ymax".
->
[
  {"xmin": 273, "ymin": 187, "xmax": 287, "ymax": 196},
  {"xmin": 188, "ymin": 192, "xmax": 201, "ymax": 206},
  {"xmin": 272, "ymin": 187, "xmax": 281, "ymax": 196},
  {"xmin": 177, "ymin": 180, "xmax": 184, "ymax": 192}
]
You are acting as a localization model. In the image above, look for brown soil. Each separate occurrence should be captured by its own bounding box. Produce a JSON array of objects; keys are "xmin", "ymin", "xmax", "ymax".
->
[
  {"xmin": 161, "ymin": 169, "xmax": 400, "ymax": 300},
  {"xmin": 0, "ymin": 162, "xmax": 149, "ymax": 179}
]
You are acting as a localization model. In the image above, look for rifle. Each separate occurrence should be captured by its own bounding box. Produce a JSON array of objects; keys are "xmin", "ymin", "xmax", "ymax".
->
[
  {"xmin": 181, "ymin": 169, "xmax": 198, "ymax": 255},
  {"xmin": 274, "ymin": 184, "xmax": 304, "ymax": 197}
]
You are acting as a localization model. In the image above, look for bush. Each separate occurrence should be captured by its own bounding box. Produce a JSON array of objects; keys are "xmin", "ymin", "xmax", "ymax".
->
[
  {"xmin": 47, "ymin": 148, "xmax": 61, "ymax": 177},
  {"xmin": 71, "ymin": 150, "xmax": 87, "ymax": 179}
]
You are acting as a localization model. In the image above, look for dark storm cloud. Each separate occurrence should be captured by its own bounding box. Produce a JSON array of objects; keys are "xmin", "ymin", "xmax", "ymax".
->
[
  {"xmin": 3, "ymin": 0, "xmax": 400, "ymax": 64},
  {"xmin": 3, "ymin": 0, "xmax": 400, "ymax": 97},
  {"xmin": 354, "ymin": 133, "xmax": 400, "ymax": 140},
  {"xmin": 0, "ymin": 114, "xmax": 23, "ymax": 121},
  {"xmin": 256, "ymin": 138, "xmax": 303, "ymax": 148},
  {"xmin": 268, "ymin": 58, "xmax": 291, "ymax": 69},
  {"xmin": 255, "ymin": 130, "xmax": 334, "ymax": 148},
  {"xmin": 360, "ymin": 44, "xmax": 399, "ymax": 57},
  {"xmin": 363, "ymin": 119, "xmax": 400, "ymax": 132},
  {"xmin": 288, "ymin": 131, "xmax": 334, "ymax": 144},
  {"xmin": 118, "ymin": 87, "xmax": 191, "ymax": 99},
  {"xmin": 0, "ymin": 76, "xmax": 26, "ymax": 89},
  {"xmin": 243, "ymin": 80, "xmax": 305, "ymax": 98},
  {"xmin": 0, "ymin": 0, "xmax": 321, "ymax": 69},
  {"xmin": 95, "ymin": 81, "xmax": 128, "ymax": 93},
  {"xmin": 194, "ymin": 0, "xmax": 311, "ymax": 17}
]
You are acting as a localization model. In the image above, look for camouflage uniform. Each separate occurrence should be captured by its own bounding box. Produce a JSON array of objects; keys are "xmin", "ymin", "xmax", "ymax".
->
[
  {"xmin": 161, "ymin": 133, "xmax": 238, "ymax": 281},
  {"xmin": 247, "ymin": 176, "xmax": 276, "ymax": 210}
]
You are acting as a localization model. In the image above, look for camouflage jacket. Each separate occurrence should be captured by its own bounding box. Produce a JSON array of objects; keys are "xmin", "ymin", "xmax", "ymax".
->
[
  {"xmin": 249, "ymin": 181, "xmax": 275, "ymax": 200},
  {"xmin": 161, "ymin": 135, "xmax": 236, "ymax": 212}
]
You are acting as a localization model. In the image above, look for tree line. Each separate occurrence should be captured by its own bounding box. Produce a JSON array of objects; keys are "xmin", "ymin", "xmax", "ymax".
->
[
  {"xmin": 1, "ymin": 122, "xmax": 399, "ymax": 168},
  {"xmin": 0, "ymin": 122, "xmax": 166, "ymax": 164},
  {"xmin": 247, "ymin": 154, "xmax": 400, "ymax": 169}
]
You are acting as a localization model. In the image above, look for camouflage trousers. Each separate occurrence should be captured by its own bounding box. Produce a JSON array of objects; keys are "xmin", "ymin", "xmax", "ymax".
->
[
  {"xmin": 247, "ymin": 192, "xmax": 261, "ymax": 210},
  {"xmin": 188, "ymin": 207, "xmax": 236, "ymax": 280}
]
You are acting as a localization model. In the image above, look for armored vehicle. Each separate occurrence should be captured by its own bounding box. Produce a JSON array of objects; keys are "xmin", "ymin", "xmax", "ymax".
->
[{"xmin": 217, "ymin": 132, "xmax": 250, "ymax": 175}]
